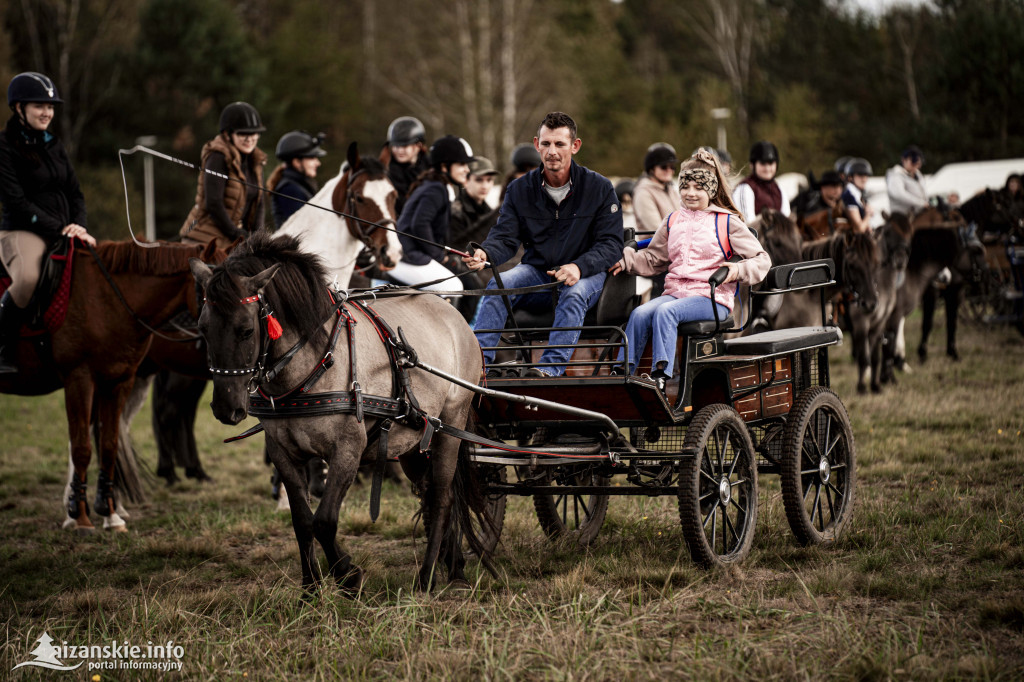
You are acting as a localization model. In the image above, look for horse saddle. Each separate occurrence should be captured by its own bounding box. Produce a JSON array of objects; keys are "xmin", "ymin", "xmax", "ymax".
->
[{"xmin": 0, "ymin": 237, "xmax": 75, "ymax": 336}]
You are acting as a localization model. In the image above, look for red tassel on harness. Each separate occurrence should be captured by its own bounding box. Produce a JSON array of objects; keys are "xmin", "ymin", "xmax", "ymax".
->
[{"xmin": 266, "ymin": 313, "xmax": 283, "ymax": 340}]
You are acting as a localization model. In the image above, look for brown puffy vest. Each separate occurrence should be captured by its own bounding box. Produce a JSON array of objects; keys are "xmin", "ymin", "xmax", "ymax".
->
[{"xmin": 179, "ymin": 133, "xmax": 266, "ymax": 248}]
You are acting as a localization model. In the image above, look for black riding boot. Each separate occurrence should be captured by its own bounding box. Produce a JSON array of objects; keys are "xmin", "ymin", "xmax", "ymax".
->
[{"xmin": 0, "ymin": 292, "xmax": 26, "ymax": 375}]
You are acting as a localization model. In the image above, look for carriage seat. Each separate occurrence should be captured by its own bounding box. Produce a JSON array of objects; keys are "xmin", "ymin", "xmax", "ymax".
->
[
  {"xmin": 510, "ymin": 270, "xmax": 640, "ymax": 334},
  {"xmin": 722, "ymin": 326, "xmax": 841, "ymax": 356},
  {"xmin": 677, "ymin": 316, "xmax": 735, "ymax": 337}
]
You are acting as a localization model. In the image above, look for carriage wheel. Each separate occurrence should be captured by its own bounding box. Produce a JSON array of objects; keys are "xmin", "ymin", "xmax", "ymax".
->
[
  {"xmin": 532, "ymin": 465, "xmax": 610, "ymax": 546},
  {"xmin": 678, "ymin": 404, "xmax": 758, "ymax": 568},
  {"xmin": 780, "ymin": 386, "xmax": 856, "ymax": 546},
  {"xmin": 465, "ymin": 462, "xmax": 507, "ymax": 557}
]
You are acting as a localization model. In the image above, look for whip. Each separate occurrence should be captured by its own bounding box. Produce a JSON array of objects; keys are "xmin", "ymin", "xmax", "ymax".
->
[{"xmin": 116, "ymin": 144, "xmax": 489, "ymax": 265}]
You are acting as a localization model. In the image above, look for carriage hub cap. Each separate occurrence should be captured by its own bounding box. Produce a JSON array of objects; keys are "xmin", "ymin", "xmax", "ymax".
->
[
  {"xmin": 719, "ymin": 476, "xmax": 731, "ymax": 505},
  {"xmin": 819, "ymin": 458, "xmax": 831, "ymax": 483}
]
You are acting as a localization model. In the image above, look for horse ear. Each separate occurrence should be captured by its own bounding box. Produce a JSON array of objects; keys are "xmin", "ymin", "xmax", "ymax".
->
[
  {"xmin": 243, "ymin": 263, "xmax": 283, "ymax": 293},
  {"xmin": 189, "ymin": 258, "xmax": 214, "ymax": 290},
  {"xmin": 347, "ymin": 141, "xmax": 360, "ymax": 172}
]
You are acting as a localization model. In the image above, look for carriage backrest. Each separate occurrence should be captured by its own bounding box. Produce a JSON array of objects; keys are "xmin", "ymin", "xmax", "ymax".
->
[{"xmin": 761, "ymin": 259, "xmax": 835, "ymax": 292}]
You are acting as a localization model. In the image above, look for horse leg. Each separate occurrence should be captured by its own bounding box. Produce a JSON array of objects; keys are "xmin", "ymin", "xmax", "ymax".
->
[
  {"xmin": 268, "ymin": 440, "xmax": 322, "ymax": 595},
  {"xmin": 918, "ymin": 286, "xmax": 937, "ymax": 363},
  {"xmin": 852, "ymin": 319, "xmax": 871, "ymax": 394},
  {"xmin": 93, "ymin": 377, "xmax": 133, "ymax": 532},
  {"xmin": 63, "ymin": 368, "xmax": 95, "ymax": 533},
  {"xmin": 152, "ymin": 370, "xmax": 211, "ymax": 484},
  {"xmin": 416, "ymin": 432, "xmax": 464, "ymax": 591},
  {"xmin": 945, "ymin": 284, "xmax": 962, "ymax": 361},
  {"xmin": 869, "ymin": 327, "xmax": 885, "ymax": 393},
  {"xmin": 312, "ymin": 443, "xmax": 362, "ymax": 595}
]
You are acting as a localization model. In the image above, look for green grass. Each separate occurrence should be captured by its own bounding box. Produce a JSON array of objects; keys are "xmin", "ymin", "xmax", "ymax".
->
[{"xmin": 2, "ymin": 313, "xmax": 1023, "ymax": 680}]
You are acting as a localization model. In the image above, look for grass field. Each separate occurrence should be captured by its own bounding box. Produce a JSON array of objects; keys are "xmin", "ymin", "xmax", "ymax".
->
[{"xmin": 1, "ymin": 313, "xmax": 1023, "ymax": 680}]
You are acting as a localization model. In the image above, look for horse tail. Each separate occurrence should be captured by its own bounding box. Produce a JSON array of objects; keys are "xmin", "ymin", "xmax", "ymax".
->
[{"xmin": 451, "ymin": 421, "xmax": 499, "ymax": 578}]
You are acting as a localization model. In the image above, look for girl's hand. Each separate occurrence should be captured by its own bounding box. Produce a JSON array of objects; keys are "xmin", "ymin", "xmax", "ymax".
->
[
  {"xmin": 63, "ymin": 223, "xmax": 96, "ymax": 247},
  {"xmin": 608, "ymin": 261, "xmax": 623, "ymax": 276},
  {"xmin": 722, "ymin": 262, "xmax": 739, "ymax": 284}
]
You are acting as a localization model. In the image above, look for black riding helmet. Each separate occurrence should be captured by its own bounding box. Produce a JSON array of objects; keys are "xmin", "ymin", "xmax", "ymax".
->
[
  {"xmin": 749, "ymin": 140, "xmax": 779, "ymax": 165},
  {"xmin": 510, "ymin": 143, "xmax": 541, "ymax": 172},
  {"xmin": 429, "ymin": 135, "xmax": 473, "ymax": 169},
  {"xmin": 275, "ymin": 131, "xmax": 327, "ymax": 161},
  {"xmin": 846, "ymin": 158, "xmax": 873, "ymax": 177},
  {"xmin": 643, "ymin": 142, "xmax": 678, "ymax": 173},
  {"xmin": 219, "ymin": 102, "xmax": 265, "ymax": 134},
  {"xmin": 614, "ymin": 179, "xmax": 635, "ymax": 203},
  {"xmin": 7, "ymin": 72, "xmax": 63, "ymax": 107},
  {"xmin": 387, "ymin": 116, "xmax": 426, "ymax": 147}
]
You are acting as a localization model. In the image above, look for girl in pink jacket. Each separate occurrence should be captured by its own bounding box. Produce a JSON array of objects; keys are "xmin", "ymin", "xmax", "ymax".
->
[{"xmin": 609, "ymin": 148, "xmax": 770, "ymax": 387}]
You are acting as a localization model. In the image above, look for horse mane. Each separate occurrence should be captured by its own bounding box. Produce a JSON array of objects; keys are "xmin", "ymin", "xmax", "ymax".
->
[
  {"xmin": 357, "ymin": 155, "xmax": 386, "ymax": 178},
  {"xmin": 801, "ymin": 229, "xmax": 878, "ymax": 267},
  {"xmin": 205, "ymin": 231, "xmax": 334, "ymax": 338},
  {"xmin": 908, "ymin": 226, "xmax": 959, "ymax": 268},
  {"xmin": 95, "ymin": 240, "xmax": 218, "ymax": 275}
]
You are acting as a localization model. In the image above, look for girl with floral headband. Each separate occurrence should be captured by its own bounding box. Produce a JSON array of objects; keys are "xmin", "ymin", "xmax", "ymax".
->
[{"xmin": 608, "ymin": 148, "xmax": 771, "ymax": 387}]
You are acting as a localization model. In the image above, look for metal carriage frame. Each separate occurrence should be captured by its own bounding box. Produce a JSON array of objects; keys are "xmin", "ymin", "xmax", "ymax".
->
[{"xmin": 463, "ymin": 258, "xmax": 857, "ymax": 567}]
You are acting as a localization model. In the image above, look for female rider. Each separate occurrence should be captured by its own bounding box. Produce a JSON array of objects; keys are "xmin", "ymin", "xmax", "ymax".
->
[
  {"xmin": 390, "ymin": 135, "xmax": 473, "ymax": 294},
  {"xmin": 179, "ymin": 101, "xmax": 267, "ymax": 249},
  {"xmin": 0, "ymin": 72, "xmax": 96, "ymax": 375}
]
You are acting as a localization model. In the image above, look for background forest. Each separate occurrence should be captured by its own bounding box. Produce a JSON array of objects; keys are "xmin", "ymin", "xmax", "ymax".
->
[{"xmin": 1, "ymin": 0, "xmax": 1022, "ymax": 240}]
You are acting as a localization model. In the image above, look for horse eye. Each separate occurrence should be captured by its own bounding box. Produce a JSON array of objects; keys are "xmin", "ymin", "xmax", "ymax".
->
[
  {"xmin": 354, "ymin": 195, "xmax": 365, "ymax": 203},
  {"xmin": 239, "ymin": 327, "xmax": 255, "ymax": 340}
]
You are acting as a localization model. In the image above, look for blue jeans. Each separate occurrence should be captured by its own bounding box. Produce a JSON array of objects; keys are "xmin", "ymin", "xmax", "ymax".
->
[
  {"xmin": 473, "ymin": 263, "xmax": 606, "ymax": 376},
  {"xmin": 618, "ymin": 294, "xmax": 729, "ymax": 376}
]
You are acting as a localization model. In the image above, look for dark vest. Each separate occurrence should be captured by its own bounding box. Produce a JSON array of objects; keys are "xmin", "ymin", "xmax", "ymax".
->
[{"xmin": 742, "ymin": 174, "xmax": 783, "ymax": 214}]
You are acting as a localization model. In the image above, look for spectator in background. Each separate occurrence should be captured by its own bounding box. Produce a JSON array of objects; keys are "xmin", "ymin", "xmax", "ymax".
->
[
  {"xmin": 886, "ymin": 145, "xmax": 928, "ymax": 216},
  {"xmin": 716, "ymin": 148, "xmax": 733, "ymax": 177},
  {"xmin": 450, "ymin": 155, "xmax": 500, "ymax": 249},
  {"xmin": 841, "ymin": 158, "xmax": 874, "ymax": 233},
  {"xmin": 501, "ymin": 142, "xmax": 541, "ymax": 200},
  {"xmin": 380, "ymin": 116, "xmax": 430, "ymax": 216},
  {"xmin": 633, "ymin": 142, "xmax": 680, "ymax": 234},
  {"xmin": 267, "ymin": 130, "xmax": 326, "ymax": 227},
  {"xmin": 179, "ymin": 101, "xmax": 267, "ymax": 249},
  {"xmin": 615, "ymin": 179, "xmax": 636, "ymax": 230},
  {"xmin": 734, "ymin": 140, "xmax": 790, "ymax": 221}
]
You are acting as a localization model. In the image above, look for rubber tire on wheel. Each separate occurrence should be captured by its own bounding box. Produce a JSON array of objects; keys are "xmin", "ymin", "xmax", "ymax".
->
[
  {"xmin": 466, "ymin": 463, "xmax": 507, "ymax": 557},
  {"xmin": 781, "ymin": 386, "xmax": 856, "ymax": 546},
  {"xmin": 678, "ymin": 404, "xmax": 758, "ymax": 568},
  {"xmin": 533, "ymin": 467, "xmax": 609, "ymax": 547}
]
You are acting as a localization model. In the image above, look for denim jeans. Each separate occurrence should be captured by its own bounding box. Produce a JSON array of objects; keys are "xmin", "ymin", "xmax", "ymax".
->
[
  {"xmin": 617, "ymin": 294, "xmax": 729, "ymax": 376},
  {"xmin": 473, "ymin": 263, "xmax": 606, "ymax": 376}
]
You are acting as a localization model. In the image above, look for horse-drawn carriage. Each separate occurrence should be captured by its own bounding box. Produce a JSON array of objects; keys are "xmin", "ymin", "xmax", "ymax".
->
[{"xmin": 464, "ymin": 256, "xmax": 856, "ymax": 567}]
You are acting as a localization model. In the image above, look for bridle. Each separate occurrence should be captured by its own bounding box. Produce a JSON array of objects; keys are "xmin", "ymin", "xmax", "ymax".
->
[
  {"xmin": 342, "ymin": 167, "xmax": 396, "ymax": 265},
  {"xmin": 205, "ymin": 291, "xmax": 278, "ymax": 389}
]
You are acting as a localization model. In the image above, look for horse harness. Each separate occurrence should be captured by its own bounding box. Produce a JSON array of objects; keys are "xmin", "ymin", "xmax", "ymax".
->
[{"xmin": 216, "ymin": 286, "xmax": 441, "ymax": 521}]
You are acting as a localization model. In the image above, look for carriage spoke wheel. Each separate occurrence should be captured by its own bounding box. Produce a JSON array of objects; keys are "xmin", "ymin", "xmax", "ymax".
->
[
  {"xmin": 678, "ymin": 404, "xmax": 758, "ymax": 568},
  {"xmin": 781, "ymin": 387, "xmax": 857, "ymax": 546},
  {"xmin": 533, "ymin": 466, "xmax": 610, "ymax": 547},
  {"xmin": 464, "ymin": 462, "xmax": 507, "ymax": 558}
]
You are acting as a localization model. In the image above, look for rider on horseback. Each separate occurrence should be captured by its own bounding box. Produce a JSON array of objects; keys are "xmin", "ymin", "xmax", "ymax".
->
[
  {"xmin": 267, "ymin": 130, "xmax": 326, "ymax": 227},
  {"xmin": 380, "ymin": 116, "xmax": 430, "ymax": 217},
  {"xmin": 734, "ymin": 141, "xmax": 791, "ymax": 221},
  {"xmin": 0, "ymin": 72, "xmax": 96, "ymax": 375},
  {"xmin": 179, "ymin": 102, "xmax": 268, "ymax": 250},
  {"xmin": 886, "ymin": 145, "xmax": 928, "ymax": 216}
]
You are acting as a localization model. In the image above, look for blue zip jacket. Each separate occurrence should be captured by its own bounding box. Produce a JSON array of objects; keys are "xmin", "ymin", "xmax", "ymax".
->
[
  {"xmin": 481, "ymin": 161, "xmax": 624, "ymax": 278},
  {"xmin": 397, "ymin": 179, "xmax": 450, "ymax": 265}
]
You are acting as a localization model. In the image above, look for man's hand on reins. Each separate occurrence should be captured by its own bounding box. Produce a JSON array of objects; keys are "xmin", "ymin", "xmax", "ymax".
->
[
  {"xmin": 547, "ymin": 263, "xmax": 581, "ymax": 286},
  {"xmin": 462, "ymin": 248, "xmax": 489, "ymax": 271}
]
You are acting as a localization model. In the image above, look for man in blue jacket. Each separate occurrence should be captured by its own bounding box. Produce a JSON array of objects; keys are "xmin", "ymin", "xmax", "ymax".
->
[{"xmin": 464, "ymin": 112, "xmax": 623, "ymax": 377}]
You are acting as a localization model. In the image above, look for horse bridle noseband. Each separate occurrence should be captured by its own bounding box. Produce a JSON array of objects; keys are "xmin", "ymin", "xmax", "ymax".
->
[{"xmin": 205, "ymin": 291, "xmax": 277, "ymax": 387}]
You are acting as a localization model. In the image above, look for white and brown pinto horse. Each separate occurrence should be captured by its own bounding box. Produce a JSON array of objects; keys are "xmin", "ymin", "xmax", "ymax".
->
[{"xmin": 276, "ymin": 141, "xmax": 402, "ymax": 287}]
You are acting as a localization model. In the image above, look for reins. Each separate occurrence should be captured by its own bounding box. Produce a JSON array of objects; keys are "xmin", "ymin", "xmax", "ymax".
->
[{"xmin": 85, "ymin": 242, "xmax": 203, "ymax": 343}]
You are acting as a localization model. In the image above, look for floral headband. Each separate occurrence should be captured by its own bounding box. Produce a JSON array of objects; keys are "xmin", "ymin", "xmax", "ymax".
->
[{"xmin": 679, "ymin": 167, "xmax": 718, "ymax": 199}]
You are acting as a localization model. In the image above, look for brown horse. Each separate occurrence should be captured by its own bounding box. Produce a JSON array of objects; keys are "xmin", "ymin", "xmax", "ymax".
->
[
  {"xmin": 847, "ymin": 213, "xmax": 912, "ymax": 393},
  {"xmin": 1, "ymin": 239, "xmax": 221, "ymax": 532},
  {"xmin": 771, "ymin": 229, "xmax": 880, "ymax": 330},
  {"xmin": 746, "ymin": 209, "xmax": 803, "ymax": 332},
  {"xmin": 798, "ymin": 202, "xmax": 846, "ymax": 242}
]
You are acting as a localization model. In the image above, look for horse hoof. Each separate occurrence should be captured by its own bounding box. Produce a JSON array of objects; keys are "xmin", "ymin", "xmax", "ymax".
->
[
  {"xmin": 62, "ymin": 516, "xmax": 77, "ymax": 530},
  {"xmin": 871, "ymin": 384, "xmax": 882, "ymax": 394},
  {"xmin": 156, "ymin": 467, "xmax": 179, "ymax": 486},
  {"xmin": 338, "ymin": 566, "xmax": 364, "ymax": 595},
  {"xmin": 186, "ymin": 468, "xmax": 214, "ymax": 483},
  {"xmin": 445, "ymin": 578, "xmax": 473, "ymax": 592},
  {"xmin": 856, "ymin": 384, "xmax": 868, "ymax": 395},
  {"xmin": 75, "ymin": 525, "xmax": 95, "ymax": 536}
]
